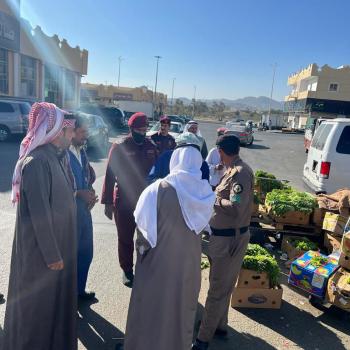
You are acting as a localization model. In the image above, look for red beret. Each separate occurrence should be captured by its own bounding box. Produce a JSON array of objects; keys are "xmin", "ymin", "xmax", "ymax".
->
[
  {"xmin": 160, "ymin": 115, "xmax": 170, "ymax": 123},
  {"xmin": 128, "ymin": 112, "xmax": 148, "ymax": 128}
]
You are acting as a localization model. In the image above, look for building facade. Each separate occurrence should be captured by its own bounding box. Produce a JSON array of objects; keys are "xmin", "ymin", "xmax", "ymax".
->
[
  {"xmin": 0, "ymin": 0, "xmax": 88, "ymax": 110},
  {"xmin": 284, "ymin": 63, "xmax": 350, "ymax": 129},
  {"xmin": 81, "ymin": 83, "xmax": 167, "ymax": 116}
]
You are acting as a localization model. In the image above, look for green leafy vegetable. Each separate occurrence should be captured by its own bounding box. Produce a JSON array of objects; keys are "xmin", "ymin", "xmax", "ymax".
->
[
  {"xmin": 265, "ymin": 188, "xmax": 317, "ymax": 215},
  {"xmin": 201, "ymin": 258, "xmax": 210, "ymax": 270},
  {"xmin": 310, "ymin": 256, "xmax": 328, "ymax": 267},
  {"xmin": 254, "ymin": 170, "xmax": 285, "ymax": 195},
  {"xmin": 245, "ymin": 244, "xmax": 271, "ymax": 257},
  {"xmin": 294, "ymin": 240, "xmax": 318, "ymax": 251},
  {"xmin": 242, "ymin": 255, "xmax": 281, "ymax": 287},
  {"xmin": 243, "ymin": 244, "xmax": 280, "ymax": 287}
]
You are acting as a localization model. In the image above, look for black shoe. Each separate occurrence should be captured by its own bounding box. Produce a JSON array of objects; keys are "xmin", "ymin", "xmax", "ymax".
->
[
  {"xmin": 215, "ymin": 328, "xmax": 228, "ymax": 337},
  {"xmin": 0, "ymin": 293, "xmax": 4, "ymax": 303},
  {"xmin": 122, "ymin": 270, "xmax": 134, "ymax": 288},
  {"xmin": 78, "ymin": 291, "xmax": 96, "ymax": 301},
  {"xmin": 192, "ymin": 339, "xmax": 209, "ymax": 350}
]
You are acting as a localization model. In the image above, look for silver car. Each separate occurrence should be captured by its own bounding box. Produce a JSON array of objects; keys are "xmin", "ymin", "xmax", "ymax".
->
[
  {"xmin": 225, "ymin": 125, "xmax": 254, "ymax": 146},
  {"xmin": 0, "ymin": 99, "xmax": 31, "ymax": 141}
]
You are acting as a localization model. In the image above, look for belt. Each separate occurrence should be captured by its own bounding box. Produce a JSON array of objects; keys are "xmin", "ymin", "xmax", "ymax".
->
[{"xmin": 210, "ymin": 226, "xmax": 249, "ymax": 237}]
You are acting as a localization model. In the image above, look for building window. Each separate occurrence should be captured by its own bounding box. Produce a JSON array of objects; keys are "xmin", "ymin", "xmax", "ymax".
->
[
  {"xmin": 44, "ymin": 65, "xmax": 60, "ymax": 105},
  {"xmin": 65, "ymin": 70, "xmax": 76, "ymax": 102},
  {"xmin": 0, "ymin": 48, "xmax": 9, "ymax": 94},
  {"xmin": 329, "ymin": 83, "xmax": 339, "ymax": 92},
  {"xmin": 20, "ymin": 55, "xmax": 37, "ymax": 97}
]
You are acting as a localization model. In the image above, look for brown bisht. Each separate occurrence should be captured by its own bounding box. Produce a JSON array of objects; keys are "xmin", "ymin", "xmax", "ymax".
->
[
  {"xmin": 3, "ymin": 144, "xmax": 78, "ymax": 350},
  {"xmin": 124, "ymin": 182, "xmax": 202, "ymax": 350}
]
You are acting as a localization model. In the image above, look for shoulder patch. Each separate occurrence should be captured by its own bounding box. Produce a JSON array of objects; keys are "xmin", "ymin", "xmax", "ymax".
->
[{"xmin": 233, "ymin": 184, "xmax": 243, "ymax": 194}]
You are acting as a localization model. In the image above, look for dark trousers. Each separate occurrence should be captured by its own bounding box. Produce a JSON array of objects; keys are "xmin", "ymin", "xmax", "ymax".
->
[
  {"xmin": 114, "ymin": 207, "xmax": 136, "ymax": 273},
  {"xmin": 77, "ymin": 210, "xmax": 93, "ymax": 294}
]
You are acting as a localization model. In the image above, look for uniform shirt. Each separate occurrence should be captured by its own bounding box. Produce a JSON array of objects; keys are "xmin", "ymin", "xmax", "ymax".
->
[
  {"xmin": 147, "ymin": 149, "xmax": 210, "ymax": 183},
  {"xmin": 210, "ymin": 157, "xmax": 254, "ymax": 230},
  {"xmin": 101, "ymin": 135, "xmax": 157, "ymax": 210},
  {"xmin": 150, "ymin": 132, "xmax": 176, "ymax": 155},
  {"xmin": 206, "ymin": 147, "xmax": 226, "ymax": 187}
]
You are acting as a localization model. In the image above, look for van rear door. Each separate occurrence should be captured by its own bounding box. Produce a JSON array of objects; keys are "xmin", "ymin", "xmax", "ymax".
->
[
  {"xmin": 326, "ymin": 124, "xmax": 350, "ymax": 192},
  {"xmin": 304, "ymin": 122, "xmax": 335, "ymax": 191}
]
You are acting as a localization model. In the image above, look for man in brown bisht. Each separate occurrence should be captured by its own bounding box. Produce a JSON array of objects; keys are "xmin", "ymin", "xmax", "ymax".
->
[
  {"xmin": 124, "ymin": 145, "xmax": 215, "ymax": 350},
  {"xmin": 192, "ymin": 134, "xmax": 254, "ymax": 350},
  {"xmin": 3, "ymin": 102, "xmax": 78, "ymax": 350},
  {"xmin": 101, "ymin": 112, "xmax": 157, "ymax": 287}
]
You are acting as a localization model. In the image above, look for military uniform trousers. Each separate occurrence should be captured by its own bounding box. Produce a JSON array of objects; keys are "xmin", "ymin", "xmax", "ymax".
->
[
  {"xmin": 198, "ymin": 230, "xmax": 250, "ymax": 342},
  {"xmin": 114, "ymin": 206, "xmax": 136, "ymax": 273}
]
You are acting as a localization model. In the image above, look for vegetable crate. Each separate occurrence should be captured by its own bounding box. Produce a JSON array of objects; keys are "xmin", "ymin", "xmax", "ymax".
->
[
  {"xmin": 322, "ymin": 213, "xmax": 349, "ymax": 236},
  {"xmin": 326, "ymin": 267, "xmax": 350, "ymax": 312},
  {"xmin": 288, "ymin": 251, "xmax": 339, "ymax": 298},
  {"xmin": 236, "ymin": 269, "xmax": 270, "ymax": 289},
  {"xmin": 269, "ymin": 209, "xmax": 310, "ymax": 226},
  {"xmin": 281, "ymin": 235, "xmax": 318, "ymax": 260},
  {"xmin": 231, "ymin": 286, "xmax": 283, "ymax": 309},
  {"xmin": 324, "ymin": 232, "xmax": 342, "ymax": 255}
]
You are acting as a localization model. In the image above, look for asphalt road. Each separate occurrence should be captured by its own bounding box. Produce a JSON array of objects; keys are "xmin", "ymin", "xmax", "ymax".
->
[{"xmin": 0, "ymin": 123, "xmax": 349, "ymax": 350}]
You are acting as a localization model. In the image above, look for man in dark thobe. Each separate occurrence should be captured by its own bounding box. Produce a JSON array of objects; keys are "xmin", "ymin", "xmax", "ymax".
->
[
  {"xmin": 101, "ymin": 112, "xmax": 157, "ymax": 287},
  {"xmin": 150, "ymin": 115, "xmax": 176, "ymax": 155},
  {"xmin": 4, "ymin": 102, "xmax": 78, "ymax": 350},
  {"xmin": 68, "ymin": 115, "xmax": 98, "ymax": 300}
]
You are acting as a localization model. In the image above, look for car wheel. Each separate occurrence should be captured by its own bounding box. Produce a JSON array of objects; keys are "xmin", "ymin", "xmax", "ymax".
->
[{"xmin": 0, "ymin": 125, "xmax": 10, "ymax": 142}]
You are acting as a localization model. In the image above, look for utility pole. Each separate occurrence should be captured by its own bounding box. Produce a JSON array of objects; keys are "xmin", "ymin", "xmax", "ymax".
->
[
  {"xmin": 117, "ymin": 56, "xmax": 123, "ymax": 88},
  {"xmin": 154, "ymin": 55, "xmax": 162, "ymax": 119},
  {"xmin": 267, "ymin": 63, "xmax": 277, "ymax": 124},
  {"xmin": 192, "ymin": 85, "xmax": 197, "ymax": 118},
  {"xmin": 171, "ymin": 77, "xmax": 176, "ymax": 113}
]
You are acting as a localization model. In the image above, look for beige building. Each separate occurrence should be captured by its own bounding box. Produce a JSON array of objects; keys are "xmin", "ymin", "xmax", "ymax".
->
[
  {"xmin": 81, "ymin": 83, "xmax": 167, "ymax": 115},
  {"xmin": 0, "ymin": 0, "xmax": 88, "ymax": 110},
  {"xmin": 284, "ymin": 63, "xmax": 350, "ymax": 128}
]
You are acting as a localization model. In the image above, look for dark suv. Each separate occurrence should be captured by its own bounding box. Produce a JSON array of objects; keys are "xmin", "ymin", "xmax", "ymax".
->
[
  {"xmin": 0, "ymin": 99, "xmax": 31, "ymax": 141},
  {"xmin": 80, "ymin": 104, "xmax": 126, "ymax": 130}
]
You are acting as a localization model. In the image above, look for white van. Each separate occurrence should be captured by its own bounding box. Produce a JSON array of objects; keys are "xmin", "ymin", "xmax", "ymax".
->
[{"xmin": 303, "ymin": 118, "xmax": 350, "ymax": 194}]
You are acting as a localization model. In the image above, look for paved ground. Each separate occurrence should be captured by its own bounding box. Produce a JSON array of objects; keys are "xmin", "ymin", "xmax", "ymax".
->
[{"xmin": 0, "ymin": 123, "xmax": 349, "ymax": 349}]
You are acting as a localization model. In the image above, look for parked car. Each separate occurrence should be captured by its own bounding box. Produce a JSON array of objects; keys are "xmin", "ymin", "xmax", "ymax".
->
[
  {"xmin": 303, "ymin": 118, "xmax": 350, "ymax": 194},
  {"xmin": 80, "ymin": 104, "xmax": 126, "ymax": 130},
  {"xmin": 225, "ymin": 125, "xmax": 254, "ymax": 146},
  {"xmin": 147, "ymin": 121, "xmax": 184, "ymax": 138},
  {"xmin": 167, "ymin": 115, "xmax": 187, "ymax": 125},
  {"xmin": 77, "ymin": 112, "xmax": 109, "ymax": 152},
  {"xmin": 0, "ymin": 99, "xmax": 31, "ymax": 141}
]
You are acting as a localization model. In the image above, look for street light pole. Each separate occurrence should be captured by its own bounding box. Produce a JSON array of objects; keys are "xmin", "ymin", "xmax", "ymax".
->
[
  {"xmin": 192, "ymin": 85, "xmax": 196, "ymax": 118},
  {"xmin": 171, "ymin": 77, "xmax": 176, "ymax": 113},
  {"xmin": 267, "ymin": 63, "xmax": 277, "ymax": 123},
  {"xmin": 154, "ymin": 55, "xmax": 161, "ymax": 119},
  {"xmin": 117, "ymin": 56, "xmax": 123, "ymax": 88}
]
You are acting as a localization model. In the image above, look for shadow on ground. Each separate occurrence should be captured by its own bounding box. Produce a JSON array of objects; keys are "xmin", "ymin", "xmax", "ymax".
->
[
  {"xmin": 245, "ymin": 144, "xmax": 270, "ymax": 150},
  {"xmin": 78, "ymin": 299, "xmax": 124, "ymax": 350},
  {"xmin": 238, "ymin": 300, "xmax": 348, "ymax": 350},
  {"xmin": 194, "ymin": 303, "xmax": 276, "ymax": 350}
]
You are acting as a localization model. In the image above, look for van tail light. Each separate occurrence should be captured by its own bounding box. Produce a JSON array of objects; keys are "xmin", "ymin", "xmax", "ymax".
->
[
  {"xmin": 320, "ymin": 161, "xmax": 331, "ymax": 179},
  {"xmin": 239, "ymin": 133, "xmax": 247, "ymax": 136}
]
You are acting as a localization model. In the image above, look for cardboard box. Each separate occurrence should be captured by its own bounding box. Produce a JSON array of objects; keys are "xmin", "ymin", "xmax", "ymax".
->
[
  {"xmin": 312, "ymin": 208, "xmax": 325, "ymax": 227},
  {"xmin": 268, "ymin": 208, "xmax": 310, "ymax": 225},
  {"xmin": 324, "ymin": 232, "xmax": 342, "ymax": 254},
  {"xmin": 288, "ymin": 251, "xmax": 339, "ymax": 298},
  {"xmin": 231, "ymin": 286, "xmax": 283, "ymax": 309},
  {"xmin": 341, "ymin": 232, "xmax": 350, "ymax": 256},
  {"xmin": 326, "ymin": 268, "xmax": 350, "ymax": 311},
  {"xmin": 236, "ymin": 269, "xmax": 270, "ymax": 289},
  {"xmin": 281, "ymin": 235, "xmax": 307, "ymax": 260},
  {"xmin": 339, "ymin": 253, "xmax": 350, "ymax": 270},
  {"xmin": 322, "ymin": 213, "xmax": 348, "ymax": 236}
]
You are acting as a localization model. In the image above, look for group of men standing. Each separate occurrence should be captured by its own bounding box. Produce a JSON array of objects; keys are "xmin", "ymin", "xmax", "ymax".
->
[{"xmin": 2, "ymin": 102, "xmax": 254, "ymax": 350}]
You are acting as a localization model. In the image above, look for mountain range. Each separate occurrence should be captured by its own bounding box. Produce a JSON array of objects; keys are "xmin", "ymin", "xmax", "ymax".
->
[{"xmin": 173, "ymin": 96, "xmax": 283, "ymax": 111}]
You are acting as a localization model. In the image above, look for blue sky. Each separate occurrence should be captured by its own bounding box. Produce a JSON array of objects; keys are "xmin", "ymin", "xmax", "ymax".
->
[{"xmin": 21, "ymin": 0, "xmax": 350, "ymax": 101}]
